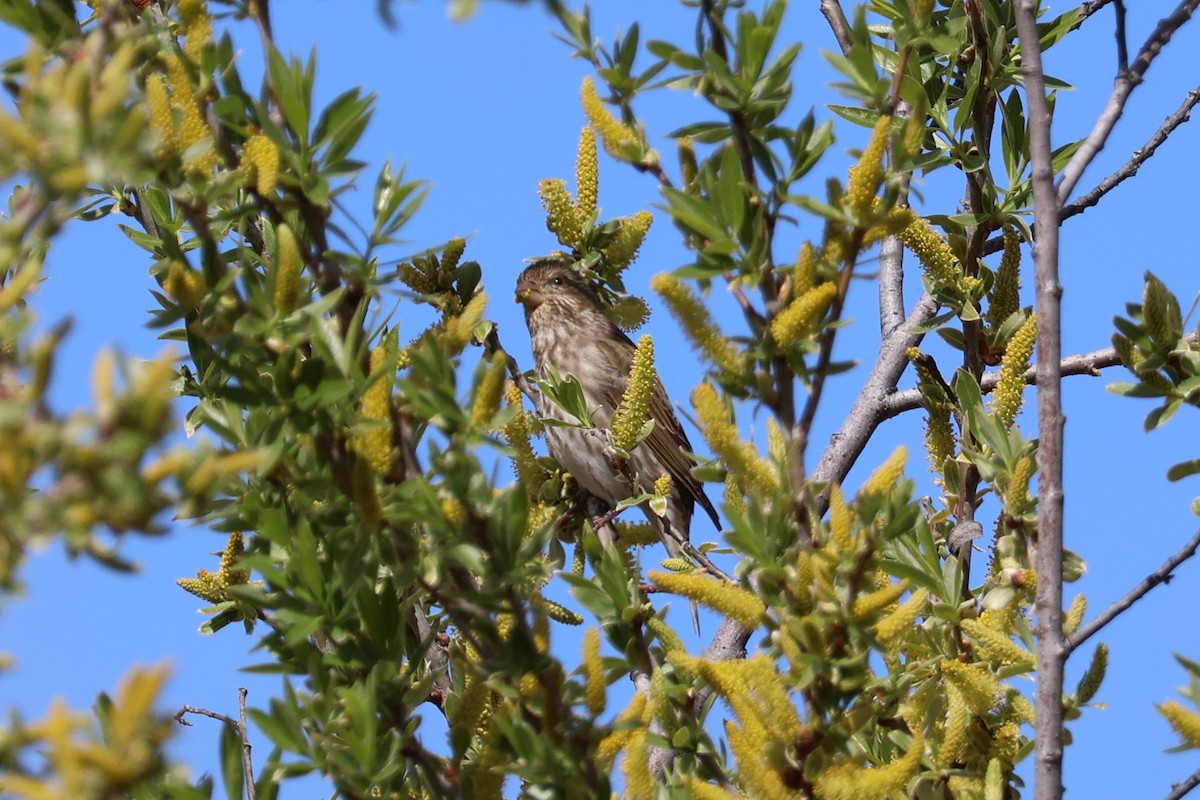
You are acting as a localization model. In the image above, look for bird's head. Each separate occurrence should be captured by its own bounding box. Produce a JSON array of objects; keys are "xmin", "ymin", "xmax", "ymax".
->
[{"xmin": 514, "ymin": 259, "xmax": 601, "ymax": 318}]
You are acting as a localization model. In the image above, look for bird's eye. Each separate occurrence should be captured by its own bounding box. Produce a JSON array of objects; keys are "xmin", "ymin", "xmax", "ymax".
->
[{"xmin": 552, "ymin": 276, "xmax": 564, "ymax": 286}]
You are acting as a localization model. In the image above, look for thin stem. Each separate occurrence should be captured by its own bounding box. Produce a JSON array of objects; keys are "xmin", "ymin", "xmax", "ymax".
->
[
  {"xmin": 1056, "ymin": 0, "xmax": 1200, "ymax": 203},
  {"xmin": 1067, "ymin": 528, "xmax": 1200, "ymax": 653},
  {"xmin": 1015, "ymin": 3, "xmax": 1066, "ymax": 799},
  {"xmin": 1165, "ymin": 765, "xmax": 1200, "ymax": 800}
]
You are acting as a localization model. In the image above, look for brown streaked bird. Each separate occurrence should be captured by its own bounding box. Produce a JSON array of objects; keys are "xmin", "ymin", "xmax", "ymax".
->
[{"xmin": 515, "ymin": 258, "xmax": 720, "ymax": 567}]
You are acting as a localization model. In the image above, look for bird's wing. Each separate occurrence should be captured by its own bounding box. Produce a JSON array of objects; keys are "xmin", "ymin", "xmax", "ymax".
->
[{"xmin": 593, "ymin": 335, "xmax": 721, "ymax": 531}]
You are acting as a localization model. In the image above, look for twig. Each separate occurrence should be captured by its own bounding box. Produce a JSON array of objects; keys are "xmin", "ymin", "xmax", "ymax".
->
[
  {"xmin": 173, "ymin": 690, "xmax": 257, "ymax": 800},
  {"xmin": 484, "ymin": 326, "xmax": 539, "ymax": 404},
  {"xmin": 1165, "ymin": 765, "xmax": 1200, "ymax": 800},
  {"xmin": 1060, "ymin": 85, "xmax": 1200, "ymax": 223},
  {"xmin": 820, "ymin": 0, "xmax": 854, "ymax": 54},
  {"xmin": 1056, "ymin": 0, "xmax": 1200, "ymax": 204},
  {"xmin": 1071, "ymin": 0, "xmax": 1116, "ymax": 30},
  {"xmin": 1114, "ymin": 0, "xmax": 1129, "ymax": 73},
  {"xmin": 1067, "ymin": 528, "xmax": 1200, "ymax": 653},
  {"xmin": 810, "ymin": 291, "xmax": 940, "ymax": 496},
  {"xmin": 1015, "ymin": 4, "xmax": 1066, "ymax": 799},
  {"xmin": 238, "ymin": 688, "xmax": 256, "ymax": 798},
  {"xmin": 883, "ymin": 331, "xmax": 1200, "ymax": 417}
]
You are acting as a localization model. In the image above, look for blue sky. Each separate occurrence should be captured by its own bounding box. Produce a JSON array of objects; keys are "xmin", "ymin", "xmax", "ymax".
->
[{"xmin": 2, "ymin": 0, "xmax": 1200, "ymax": 796}]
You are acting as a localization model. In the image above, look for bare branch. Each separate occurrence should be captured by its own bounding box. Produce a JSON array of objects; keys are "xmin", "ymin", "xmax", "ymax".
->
[
  {"xmin": 1114, "ymin": 0, "xmax": 1129, "ymax": 72},
  {"xmin": 1057, "ymin": 0, "xmax": 1200, "ymax": 203},
  {"xmin": 878, "ymin": 227, "xmax": 907, "ymax": 336},
  {"xmin": 1068, "ymin": 529, "xmax": 1200, "ymax": 653},
  {"xmin": 173, "ymin": 690, "xmax": 257, "ymax": 800},
  {"xmin": 820, "ymin": 0, "xmax": 854, "ymax": 54},
  {"xmin": 1015, "ymin": 4, "xmax": 1067, "ymax": 799},
  {"xmin": 1072, "ymin": 0, "xmax": 1116, "ymax": 30},
  {"xmin": 238, "ymin": 688, "xmax": 256, "ymax": 800},
  {"xmin": 1165, "ymin": 765, "xmax": 1200, "ymax": 800},
  {"xmin": 1061, "ymin": 85, "xmax": 1200, "ymax": 222},
  {"xmin": 810, "ymin": 292, "xmax": 940, "ymax": 493}
]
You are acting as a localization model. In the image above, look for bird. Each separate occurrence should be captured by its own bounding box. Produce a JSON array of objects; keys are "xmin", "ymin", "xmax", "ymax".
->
[{"xmin": 515, "ymin": 258, "xmax": 720, "ymax": 599}]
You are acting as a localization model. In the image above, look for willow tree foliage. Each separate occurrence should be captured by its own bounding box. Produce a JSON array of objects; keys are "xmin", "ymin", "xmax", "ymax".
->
[{"xmin": 2, "ymin": 1, "xmax": 1199, "ymax": 799}]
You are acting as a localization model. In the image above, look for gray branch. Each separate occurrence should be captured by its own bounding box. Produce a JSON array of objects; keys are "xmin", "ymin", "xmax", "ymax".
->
[
  {"xmin": 1067, "ymin": 528, "xmax": 1200, "ymax": 653},
  {"xmin": 1056, "ymin": 0, "xmax": 1200, "ymax": 203},
  {"xmin": 1015, "ymin": 3, "xmax": 1068, "ymax": 799}
]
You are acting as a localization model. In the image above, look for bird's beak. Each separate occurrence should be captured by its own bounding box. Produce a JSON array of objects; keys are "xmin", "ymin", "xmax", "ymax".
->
[{"xmin": 515, "ymin": 278, "xmax": 544, "ymax": 310}]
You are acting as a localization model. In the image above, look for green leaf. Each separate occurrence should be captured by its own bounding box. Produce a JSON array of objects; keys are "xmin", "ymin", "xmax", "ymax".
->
[
  {"xmin": 1167, "ymin": 460, "xmax": 1200, "ymax": 482},
  {"xmin": 219, "ymin": 720, "xmax": 245, "ymax": 800},
  {"xmin": 660, "ymin": 186, "xmax": 730, "ymax": 242}
]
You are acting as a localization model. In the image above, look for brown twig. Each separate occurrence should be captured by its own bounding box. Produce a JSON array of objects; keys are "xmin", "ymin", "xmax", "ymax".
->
[
  {"xmin": 1060, "ymin": 85, "xmax": 1200, "ymax": 222},
  {"xmin": 1114, "ymin": 0, "xmax": 1129, "ymax": 72},
  {"xmin": 1165, "ymin": 765, "xmax": 1200, "ymax": 800},
  {"xmin": 1067, "ymin": 528, "xmax": 1200, "ymax": 654},
  {"xmin": 1056, "ymin": 0, "xmax": 1200, "ymax": 204},
  {"xmin": 810, "ymin": 292, "xmax": 940, "ymax": 496},
  {"xmin": 1015, "ymin": 3, "xmax": 1066, "ymax": 799},
  {"xmin": 173, "ymin": 690, "xmax": 257, "ymax": 800},
  {"xmin": 820, "ymin": 0, "xmax": 854, "ymax": 54}
]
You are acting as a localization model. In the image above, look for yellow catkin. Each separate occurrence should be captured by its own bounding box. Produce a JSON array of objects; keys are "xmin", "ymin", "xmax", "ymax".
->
[
  {"xmin": 925, "ymin": 405, "xmax": 955, "ymax": 479},
  {"xmin": 860, "ymin": 445, "xmax": 907, "ymax": 496},
  {"xmin": 596, "ymin": 692, "xmax": 647, "ymax": 763},
  {"xmin": 845, "ymin": 115, "xmax": 891, "ymax": 220},
  {"xmin": 351, "ymin": 456, "xmax": 381, "ymax": 524},
  {"xmin": 815, "ymin": 732, "xmax": 924, "ymax": 800},
  {"xmin": 939, "ymin": 685, "xmax": 970, "ymax": 768},
  {"xmin": 273, "ymin": 223, "xmax": 303, "ymax": 313},
  {"xmin": 354, "ymin": 345, "xmax": 395, "ymax": 476},
  {"xmin": 604, "ymin": 210, "xmax": 653, "ymax": 270},
  {"xmin": 575, "ymin": 126, "xmax": 599, "ymax": 221},
  {"xmin": 503, "ymin": 384, "xmax": 542, "ymax": 495},
  {"xmin": 692, "ymin": 383, "xmax": 779, "ymax": 496},
  {"xmin": 649, "ymin": 570, "xmax": 766, "ymax": 628},
  {"xmin": 163, "ymin": 260, "xmax": 206, "ymax": 308},
  {"xmin": 178, "ymin": 0, "xmax": 212, "ymax": 64},
  {"xmin": 727, "ymin": 720, "xmax": 793, "ymax": 800},
  {"xmin": 444, "ymin": 292, "xmax": 488, "ymax": 354},
  {"xmin": 614, "ymin": 520, "xmax": 659, "ymax": 547},
  {"xmin": 162, "ymin": 53, "xmax": 216, "ymax": 174},
  {"xmin": 651, "ymin": 273, "xmax": 746, "ymax": 377},
  {"xmin": 622, "ymin": 729, "xmax": 655, "ymax": 800},
  {"xmin": 582, "ymin": 628, "xmax": 606, "ymax": 715},
  {"xmin": 581, "ymin": 76, "xmax": 640, "ymax": 161},
  {"xmin": 961, "ymin": 619, "xmax": 1035, "ymax": 668},
  {"xmin": 145, "ymin": 72, "xmax": 176, "ymax": 157},
  {"xmin": 988, "ymin": 722, "xmax": 1021, "ymax": 765},
  {"xmin": 646, "ymin": 615, "xmax": 684, "ymax": 656},
  {"xmin": 793, "ymin": 241, "xmax": 816, "ymax": 297},
  {"xmin": 1062, "ymin": 594, "xmax": 1087, "ymax": 637},
  {"xmin": 828, "ymin": 484, "xmax": 853, "ymax": 553},
  {"xmin": 471, "ymin": 351, "xmax": 507, "ymax": 429},
  {"xmin": 240, "ymin": 134, "xmax": 280, "ymax": 195},
  {"xmin": 874, "ymin": 588, "xmax": 928, "ymax": 643},
  {"xmin": 1160, "ymin": 701, "xmax": 1200, "ymax": 747},
  {"xmin": 941, "ymin": 661, "xmax": 1001, "ymax": 715},
  {"xmin": 990, "ymin": 313, "xmax": 1037, "ymax": 429},
  {"xmin": 771, "ymin": 282, "xmax": 837, "ymax": 346},
  {"xmin": 610, "ymin": 334, "xmax": 655, "ymax": 452},
  {"xmin": 987, "ymin": 224, "xmax": 1022, "ymax": 328},
  {"xmin": 538, "ymin": 177, "xmax": 582, "ymax": 249},
  {"xmin": 898, "ymin": 215, "xmax": 960, "ymax": 289},
  {"xmin": 853, "ymin": 581, "xmax": 908, "ymax": 620}
]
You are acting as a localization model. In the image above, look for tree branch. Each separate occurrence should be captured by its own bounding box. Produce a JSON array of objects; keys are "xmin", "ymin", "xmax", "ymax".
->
[
  {"xmin": 173, "ymin": 689, "xmax": 257, "ymax": 800},
  {"xmin": 1061, "ymin": 84, "xmax": 1200, "ymax": 222},
  {"xmin": 1165, "ymin": 765, "xmax": 1200, "ymax": 800},
  {"xmin": 810, "ymin": 292, "xmax": 940, "ymax": 495},
  {"xmin": 1067, "ymin": 528, "xmax": 1200, "ymax": 654},
  {"xmin": 1056, "ymin": 0, "xmax": 1200, "ymax": 203},
  {"xmin": 820, "ymin": 0, "xmax": 854, "ymax": 54},
  {"xmin": 1015, "ymin": 3, "xmax": 1066, "ymax": 799}
]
